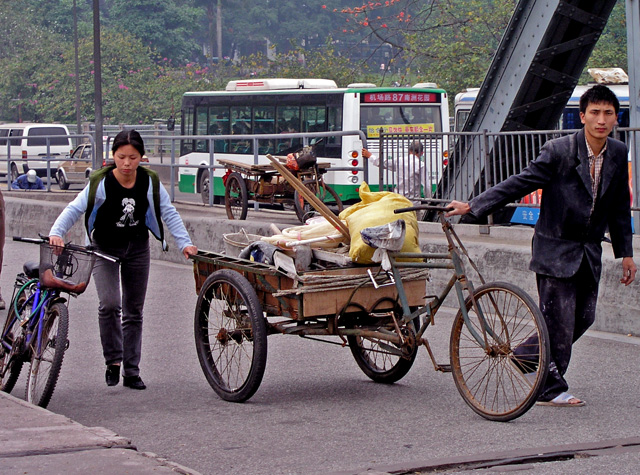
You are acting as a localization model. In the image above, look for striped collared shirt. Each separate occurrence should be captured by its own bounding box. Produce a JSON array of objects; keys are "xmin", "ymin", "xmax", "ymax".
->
[{"xmin": 586, "ymin": 138, "xmax": 606, "ymax": 213}]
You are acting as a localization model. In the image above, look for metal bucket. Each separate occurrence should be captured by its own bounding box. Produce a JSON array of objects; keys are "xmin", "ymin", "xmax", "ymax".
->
[{"xmin": 222, "ymin": 231, "xmax": 262, "ymax": 256}]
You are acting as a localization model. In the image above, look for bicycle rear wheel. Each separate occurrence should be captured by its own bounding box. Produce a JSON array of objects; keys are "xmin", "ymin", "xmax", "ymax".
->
[
  {"xmin": 26, "ymin": 302, "xmax": 69, "ymax": 408},
  {"xmin": 0, "ymin": 298, "xmax": 26, "ymax": 393},
  {"xmin": 450, "ymin": 282, "xmax": 549, "ymax": 422},
  {"xmin": 194, "ymin": 269, "xmax": 267, "ymax": 402}
]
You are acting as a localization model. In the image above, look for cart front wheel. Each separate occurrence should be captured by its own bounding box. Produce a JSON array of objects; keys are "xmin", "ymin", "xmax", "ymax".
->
[
  {"xmin": 450, "ymin": 282, "xmax": 549, "ymax": 422},
  {"xmin": 224, "ymin": 172, "xmax": 249, "ymax": 220},
  {"xmin": 345, "ymin": 299, "xmax": 418, "ymax": 384},
  {"xmin": 194, "ymin": 269, "xmax": 267, "ymax": 402}
]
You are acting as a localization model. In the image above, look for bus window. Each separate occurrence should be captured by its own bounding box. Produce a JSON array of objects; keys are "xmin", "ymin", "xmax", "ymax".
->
[
  {"xmin": 325, "ymin": 105, "xmax": 342, "ymax": 158},
  {"xmin": 209, "ymin": 106, "xmax": 229, "ymax": 153},
  {"xmin": 231, "ymin": 106, "xmax": 252, "ymax": 154},
  {"xmin": 181, "ymin": 106, "xmax": 194, "ymax": 154},
  {"xmin": 254, "ymin": 106, "xmax": 275, "ymax": 154},
  {"xmin": 195, "ymin": 107, "xmax": 209, "ymax": 152},
  {"xmin": 562, "ymin": 108, "xmax": 581, "ymax": 129}
]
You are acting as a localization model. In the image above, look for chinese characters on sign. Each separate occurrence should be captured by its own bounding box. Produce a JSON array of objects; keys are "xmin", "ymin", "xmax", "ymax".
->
[
  {"xmin": 362, "ymin": 93, "xmax": 437, "ymax": 103},
  {"xmin": 367, "ymin": 123, "xmax": 436, "ymax": 138}
]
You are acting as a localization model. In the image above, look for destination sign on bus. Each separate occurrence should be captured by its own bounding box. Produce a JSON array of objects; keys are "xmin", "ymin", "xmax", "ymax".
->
[
  {"xmin": 362, "ymin": 92, "xmax": 438, "ymax": 103},
  {"xmin": 367, "ymin": 123, "xmax": 436, "ymax": 138}
]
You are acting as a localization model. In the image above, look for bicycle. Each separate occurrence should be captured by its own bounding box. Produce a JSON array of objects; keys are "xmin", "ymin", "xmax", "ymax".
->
[
  {"xmin": 0, "ymin": 236, "xmax": 116, "ymax": 408},
  {"xmin": 190, "ymin": 205, "xmax": 550, "ymax": 421}
]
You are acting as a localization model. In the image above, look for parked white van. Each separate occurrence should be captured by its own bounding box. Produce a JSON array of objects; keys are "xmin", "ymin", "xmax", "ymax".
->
[{"xmin": 0, "ymin": 123, "xmax": 72, "ymax": 182}]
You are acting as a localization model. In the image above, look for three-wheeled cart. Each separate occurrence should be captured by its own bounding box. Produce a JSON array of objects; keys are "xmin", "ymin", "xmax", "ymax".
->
[
  {"xmin": 191, "ymin": 208, "xmax": 550, "ymax": 422},
  {"xmin": 217, "ymin": 158, "xmax": 343, "ymax": 222}
]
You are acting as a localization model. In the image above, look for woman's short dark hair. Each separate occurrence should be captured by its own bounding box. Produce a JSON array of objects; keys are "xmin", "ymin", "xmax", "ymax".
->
[
  {"xmin": 579, "ymin": 85, "xmax": 620, "ymax": 114},
  {"xmin": 111, "ymin": 129, "xmax": 145, "ymax": 157}
]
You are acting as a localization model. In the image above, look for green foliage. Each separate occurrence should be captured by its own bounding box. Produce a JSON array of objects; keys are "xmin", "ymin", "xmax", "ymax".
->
[
  {"xmin": 584, "ymin": 0, "xmax": 628, "ymax": 83},
  {"xmin": 0, "ymin": 0, "xmax": 630, "ymax": 124}
]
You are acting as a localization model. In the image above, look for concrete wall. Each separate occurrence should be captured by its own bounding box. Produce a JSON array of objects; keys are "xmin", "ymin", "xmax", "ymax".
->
[{"xmin": 5, "ymin": 193, "xmax": 639, "ymax": 336}]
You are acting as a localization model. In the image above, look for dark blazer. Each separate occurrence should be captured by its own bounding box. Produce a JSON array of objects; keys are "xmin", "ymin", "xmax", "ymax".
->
[{"xmin": 470, "ymin": 128, "xmax": 632, "ymax": 282}]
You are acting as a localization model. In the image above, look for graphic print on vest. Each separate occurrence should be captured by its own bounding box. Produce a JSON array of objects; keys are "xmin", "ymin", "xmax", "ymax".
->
[{"xmin": 118, "ymin": 197, "xmax": 140, "ymax": 227}]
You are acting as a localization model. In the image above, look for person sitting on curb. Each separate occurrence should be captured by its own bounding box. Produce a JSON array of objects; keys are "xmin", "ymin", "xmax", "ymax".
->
[{"xmin": 12, "ymin": 170, "xmax": 45, "ymax": 190}]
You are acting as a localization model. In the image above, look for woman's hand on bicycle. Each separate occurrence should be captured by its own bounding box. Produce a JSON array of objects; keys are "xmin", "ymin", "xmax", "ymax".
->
[
  {"xmin": 445, "ymin": 201, "xmax": 471, "ymax": 217},
  {"xmin": 48, "ymin": 235, "xmax": 65, "ymax": 248}
]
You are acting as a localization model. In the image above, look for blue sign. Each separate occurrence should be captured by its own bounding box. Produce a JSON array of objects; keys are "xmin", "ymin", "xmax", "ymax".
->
[{"xmin": 510, "ymin": 207, "xmax": 540, "ymax": 225}]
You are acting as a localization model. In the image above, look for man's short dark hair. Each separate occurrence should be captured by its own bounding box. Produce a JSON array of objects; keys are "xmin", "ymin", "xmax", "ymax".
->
[
  {"xmin": 408, "ymin": 140, "xmax": 423, "ymax": 155},
  {"xmin": 579, "ymin": 84, "xmax": 620, "ymax": 114}
]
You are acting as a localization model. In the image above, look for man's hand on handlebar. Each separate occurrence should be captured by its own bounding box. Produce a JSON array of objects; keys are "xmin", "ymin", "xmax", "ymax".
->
[{"xmin": 445, "ymin": 201, "xmax": 471, "ymax": 217}]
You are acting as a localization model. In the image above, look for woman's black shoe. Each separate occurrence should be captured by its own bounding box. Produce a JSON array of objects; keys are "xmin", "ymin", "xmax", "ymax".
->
[
  {"xmin": 105, "ymin": 365, "xmax": 120, "ymax": 386},
  {"xmin": 123, "ymin": 375, "xmax": 146, "ymax": 390}
]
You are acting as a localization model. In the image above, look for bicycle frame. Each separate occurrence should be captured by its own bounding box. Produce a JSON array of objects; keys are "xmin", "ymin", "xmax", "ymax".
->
[
  {"xmin": 7, "ymin": 277, "xmax": 59, "ymax": 363},
  {"xmin": 369, "ymin": 211, "xmax": 509, "ymax": 366}
]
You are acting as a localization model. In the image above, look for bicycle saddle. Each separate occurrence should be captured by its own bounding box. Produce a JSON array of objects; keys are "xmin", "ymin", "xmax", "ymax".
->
[{"xmin": 23, "ymin": 261, "xmax": 40, "ymax": 279}]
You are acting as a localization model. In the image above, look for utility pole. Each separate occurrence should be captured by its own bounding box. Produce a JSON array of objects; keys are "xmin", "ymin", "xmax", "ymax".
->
[
  {"xmin": 73, "ymin": 0, "xmax": 82, "ymax": 137},
  {"xmin": 93, "ymin": 0, "xmax": 104, "ymax": 168},
  {"xmin": 627, "ymin": 0, "xmax": 640, "ymax": 230}
]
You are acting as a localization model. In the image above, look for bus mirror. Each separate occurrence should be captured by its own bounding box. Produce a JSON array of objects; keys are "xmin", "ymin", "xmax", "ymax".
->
[{"xmin": 167, "ymin": 116, "xmax": 176, "ymax": 131}]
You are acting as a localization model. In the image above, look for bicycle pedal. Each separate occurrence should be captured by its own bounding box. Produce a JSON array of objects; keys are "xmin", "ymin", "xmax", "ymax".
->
[{"xmin": 437, "ymin": 364, "xmax": 452, "ymax": 373}]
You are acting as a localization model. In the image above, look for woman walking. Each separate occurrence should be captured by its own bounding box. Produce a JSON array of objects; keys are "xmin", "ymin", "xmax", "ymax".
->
[{"xmin": 49, "ymin": 130, "xmax": 197, "ymax": 390}]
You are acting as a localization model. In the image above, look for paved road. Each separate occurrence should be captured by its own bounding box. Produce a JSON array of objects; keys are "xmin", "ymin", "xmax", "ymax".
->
[{"xmin": 2, "ymin": 238, "xmax": 640, "ymax": 474}]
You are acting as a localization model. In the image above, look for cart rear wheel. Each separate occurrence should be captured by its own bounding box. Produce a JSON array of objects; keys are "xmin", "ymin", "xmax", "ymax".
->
[
  {"xmin": 450, "ymin": 282, "xmax": 549, "ymax": 422},
  {"xmin": 224, "ymin": 172, "xmax": 249, "ymax": 220},
  {"xmin": 345, "ymin": 298, "xmax": 418, "ymax": 384},
  {"xmin": 194, "ymin": 269, "xmax": 267, "ymax": 402},
  {"xmin": 293, "ymin": 180, "xmax": 343, "ymax": 223}
]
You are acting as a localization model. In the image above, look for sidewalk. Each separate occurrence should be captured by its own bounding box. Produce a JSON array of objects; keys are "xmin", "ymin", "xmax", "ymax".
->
[{"xmin": 0, "ymin": 391, "xmax": 200, "ymax": 474}]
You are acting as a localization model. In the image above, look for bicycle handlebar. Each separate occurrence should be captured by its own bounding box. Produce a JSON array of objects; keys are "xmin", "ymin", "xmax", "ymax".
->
[
  {"xmin": 394, "ymin": 205, "xmax": 454, "ymax": 214},
  {"xmin": 13, "ymin": 236, "xmax": 119, "ymax": 263}
]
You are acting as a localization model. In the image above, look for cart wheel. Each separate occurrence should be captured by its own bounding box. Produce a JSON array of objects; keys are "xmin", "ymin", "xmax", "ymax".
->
[
  {"xmin": 194, "ymin": 269, "xmax": 267, "ymax": 402},
  {"xmin": 293, "ymin": 180, "xmax": 343, "ymax": 223},
  {"xmin": 345, "ymin": 298, "xmax": 418, "ymax": 384},
  {"xmin": 450, "ymin": 282, "xmax": 549, "ymax": 422},
  {"xmin": 224, "ymin": 172, "xmax": 249, "ymax": 220}
]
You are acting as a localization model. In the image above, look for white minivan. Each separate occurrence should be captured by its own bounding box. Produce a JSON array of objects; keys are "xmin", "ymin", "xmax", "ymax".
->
[{"xmin": 0, "ymin": 123, "xmax": 72, "ymax": 182}]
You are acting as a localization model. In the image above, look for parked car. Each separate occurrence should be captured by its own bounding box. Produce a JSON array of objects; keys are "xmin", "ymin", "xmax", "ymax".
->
[
  {"xmin": 56, "ymin": 143, "xmax": 94, "ymax": 190},
  {"xmin": 0, "ymin": 123, "xmax": 73, "ymax": 182}
]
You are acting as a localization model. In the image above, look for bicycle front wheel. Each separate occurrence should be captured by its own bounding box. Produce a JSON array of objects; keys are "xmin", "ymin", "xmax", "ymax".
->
[
  {"xmin": 450, "ymin": 282, "xmax": 549, "ymax": 422},
  {"xmin": 194, "ymin": 269, "xmax": 267, "ymax": 402},
  {"xmin": 26, "ymin": 302, "xmax": 69, "ymax": 408},
  {"xmin": 0, "ymin": 299, "xmax": 26, "ymax": 393}
]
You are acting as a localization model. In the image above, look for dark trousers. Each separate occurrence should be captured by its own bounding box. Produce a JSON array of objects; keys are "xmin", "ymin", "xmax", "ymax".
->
[
  {"xmin": 92, "ymin": 238, "xmax": 150, "ymax": 377},
  {"xmin": 536, "ymin": 258, "xmax": 599, "ymax": 401}
]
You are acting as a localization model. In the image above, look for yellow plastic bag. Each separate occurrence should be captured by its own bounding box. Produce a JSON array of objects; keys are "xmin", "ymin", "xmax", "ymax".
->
[{"xmin": 339, "ymin": 182, "xmax": 421, "ymax": 264}]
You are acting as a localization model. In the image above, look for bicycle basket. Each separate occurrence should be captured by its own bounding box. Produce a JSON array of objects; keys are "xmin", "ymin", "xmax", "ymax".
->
[{"xmin": 39, "ymin": 243, "xmax": 96, "ymax": 294}]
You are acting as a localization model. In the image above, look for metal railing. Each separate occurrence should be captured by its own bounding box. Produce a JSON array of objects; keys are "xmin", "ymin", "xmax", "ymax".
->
[{"xmin": 376, "ymin": 127, "xmax": 640, "ymax": 215}]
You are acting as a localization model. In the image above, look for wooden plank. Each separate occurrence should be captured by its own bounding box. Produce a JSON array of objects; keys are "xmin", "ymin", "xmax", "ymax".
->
[{"xmin": 217, "ymin": 158, "xmax": 275, "ymax": 172}]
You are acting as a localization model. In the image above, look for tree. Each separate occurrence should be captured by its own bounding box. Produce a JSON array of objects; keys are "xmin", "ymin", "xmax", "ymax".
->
[{"xmin": 105, "ymin": 0, "xmax": 205, "ymax": 64}]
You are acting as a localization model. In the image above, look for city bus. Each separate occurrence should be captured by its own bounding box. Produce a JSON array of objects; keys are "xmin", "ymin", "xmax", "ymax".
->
[
  {"xmin": 454, "ymin": 84, "xmax": 630, "ymax": 132},
  {"xmin": 178, "ymin": 78, "xmax": 450, "ymax": 203}
]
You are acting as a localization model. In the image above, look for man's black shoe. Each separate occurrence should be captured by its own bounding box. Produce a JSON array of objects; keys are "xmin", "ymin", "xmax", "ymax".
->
[
  {"xmin": 105, "ymin": 365, "xmax": 120, "ymax": 386},
  {"xmin": 123, "ymin": 375, "xmax": 146, "ymax": 390}
]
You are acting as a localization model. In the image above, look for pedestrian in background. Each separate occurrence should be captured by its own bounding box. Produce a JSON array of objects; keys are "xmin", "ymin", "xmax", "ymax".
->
[
  {"xmin": 446, "ymin": 85, "xmax": 636, "ymax": 407},
  {"xmin": 363, "ymin": 140, "xmax": 426, "ymax": 217},
  {"xmin": 12, "ymin": 170, "xmax": 45, "ymax": 190},
  {"xmin": 49, "ymin": 129, "xmax": 197, "ymax": 391},
  {"xmin": 363, "ymin": 140, "xmax": 425, "ymax": 204}
]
